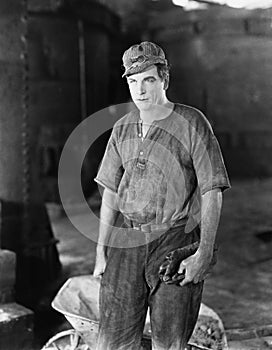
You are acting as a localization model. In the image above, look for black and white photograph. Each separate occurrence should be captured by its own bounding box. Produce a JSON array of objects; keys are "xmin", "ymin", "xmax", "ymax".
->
[{"xmin": 0, "ymin": 0, "xmax": 272, "ymax": 349}]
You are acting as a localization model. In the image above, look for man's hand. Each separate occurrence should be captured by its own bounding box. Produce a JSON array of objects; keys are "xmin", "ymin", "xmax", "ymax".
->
[
  {"xmin": 159, "ymin": 188, "xmax": 222, "ymax": 286},
  {"xmin": 158, "ymin": 242, "xmax": 217, "ymax": 286},
  {"xmin": 178, "ymin": 249, "xmax": 214, "ymax": 286},
  {"xmin": 93, "ymin": 249, "xmax": 107, "ymax": 278},
  {"xmin": 159, "ymin": 242, "xmax": 199, "ymax": 284},
  {"xmin": 93, "ymin": 188, "xmax": 119, "ymax": 278},
  {"xmin": 178, "ymin": 188, "xmax": 222, "ymax": 286}
]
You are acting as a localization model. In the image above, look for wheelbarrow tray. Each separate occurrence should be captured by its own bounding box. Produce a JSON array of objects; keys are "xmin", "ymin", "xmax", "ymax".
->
[
  {"xmin": 52, "ymin": 275, "xmax": 228, "ymax": 349},
  {"xmin": 52, "ymin": 275, "xmax": 100, "ymax": 347}
]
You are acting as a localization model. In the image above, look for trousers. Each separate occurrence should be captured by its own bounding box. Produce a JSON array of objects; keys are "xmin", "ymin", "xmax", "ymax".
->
[{"xmin": 96, "ymin": 223, "xmax": 203, "ymax": 350}]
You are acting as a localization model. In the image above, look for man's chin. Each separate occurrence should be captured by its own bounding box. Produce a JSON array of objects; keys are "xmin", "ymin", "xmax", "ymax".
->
[{"xmin": 135, "ymin": 100, "xmax": 153, "ymax": 111}]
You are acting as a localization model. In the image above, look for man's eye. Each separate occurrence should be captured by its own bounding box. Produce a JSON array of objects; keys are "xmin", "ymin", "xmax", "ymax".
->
[
  {"xmin": 147, "ymin": 78, "xmax": 155, "ymax": 83},
  {"xmin": 128, "ymin": 80, "xmax": 136, "ymax": 84}
]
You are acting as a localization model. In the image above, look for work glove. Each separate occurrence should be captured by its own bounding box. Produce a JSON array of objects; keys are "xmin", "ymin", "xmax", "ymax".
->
[{"xmin": 158, "ymin": 241, "xmax": 217, "ymax": 285}]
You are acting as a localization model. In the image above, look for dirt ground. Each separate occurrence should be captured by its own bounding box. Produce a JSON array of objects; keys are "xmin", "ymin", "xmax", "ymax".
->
[{"xmin": 47, "ymin": 177, "xmax": 272, "ymax": 347}]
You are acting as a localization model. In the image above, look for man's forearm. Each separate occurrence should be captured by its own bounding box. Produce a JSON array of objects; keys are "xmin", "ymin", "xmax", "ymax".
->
[
  {"xmin": 198, "ymin": 188, "xmax": 222, "ymax": 257},
  {"xmin": 97, "ymin": 188, "xmax": 119, "ymax": 254}
]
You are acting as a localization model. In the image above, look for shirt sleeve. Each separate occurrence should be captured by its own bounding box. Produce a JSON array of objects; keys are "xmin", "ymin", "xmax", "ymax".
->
[
  {"xmin": 94, "ymin": 127, "xmax": 124, "ymax": 193},
  {"xmin": 190, "ymin": 110, "xmax": 231, "ymax": 195}
]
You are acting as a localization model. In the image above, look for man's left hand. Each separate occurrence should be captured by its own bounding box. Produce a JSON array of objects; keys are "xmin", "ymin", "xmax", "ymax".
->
[{"xmin": 178, "ymin": 249, "xmax": 214, "ymax": 286}]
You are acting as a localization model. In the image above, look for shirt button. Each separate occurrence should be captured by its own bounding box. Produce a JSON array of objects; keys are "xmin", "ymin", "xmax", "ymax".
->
[
  {"xmin": 138, "ymin": 133, "xmax": 142, "ymax": 137},
  {"xmin": 139, "ymin": 151, "xmax": 143, "ymax": 156}
]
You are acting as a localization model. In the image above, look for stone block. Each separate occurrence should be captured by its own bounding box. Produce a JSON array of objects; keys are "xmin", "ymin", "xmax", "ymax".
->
[
  {"xmin": 0, "ymin": 303, "xmax": 34, "ymax": 350},
  {"xmin": 0, "ymin": 250, "xmax": 16, "ymax": 289},
  {"xmin": 0, "ymin": 250, "xmax": 16, "ymax": 303}
]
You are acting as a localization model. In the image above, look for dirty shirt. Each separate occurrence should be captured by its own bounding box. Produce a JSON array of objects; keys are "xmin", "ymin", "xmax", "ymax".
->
[{"xmin": 94, "ymin": 103, "xmax": 230, "ymax": 225}]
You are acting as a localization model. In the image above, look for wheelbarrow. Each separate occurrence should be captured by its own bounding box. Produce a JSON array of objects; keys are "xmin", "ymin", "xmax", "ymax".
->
[{"xmin": 42, "ymin": 275, "xmax": 228, "ymax": 350}]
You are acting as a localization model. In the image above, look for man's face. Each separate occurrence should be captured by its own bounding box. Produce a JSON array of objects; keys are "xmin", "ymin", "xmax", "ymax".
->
[{"xmin": 126, "ymin": 66, "xmax": 166, "ymax": 111}]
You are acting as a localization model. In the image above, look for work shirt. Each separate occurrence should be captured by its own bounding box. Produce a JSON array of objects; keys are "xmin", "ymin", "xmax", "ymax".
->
[{"xmin": 94, "ymin": 103, "xmax": 230, "ymax": 225}]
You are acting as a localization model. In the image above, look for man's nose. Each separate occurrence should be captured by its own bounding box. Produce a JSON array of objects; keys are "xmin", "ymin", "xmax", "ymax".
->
[{"xmin": 137, "ymin": 81, "xmax": 146, "ymax": 95}]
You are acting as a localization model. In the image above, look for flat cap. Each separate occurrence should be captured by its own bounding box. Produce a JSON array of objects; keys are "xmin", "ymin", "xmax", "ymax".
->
[{"xmin": 122, "ymin": 41, "xmax": 168, "ymax": 78}]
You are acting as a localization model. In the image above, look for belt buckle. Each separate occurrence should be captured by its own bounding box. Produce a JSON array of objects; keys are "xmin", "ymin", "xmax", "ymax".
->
[{"xmin": 133, "ymin": 223, "xmax": 141, "ymax": 231}]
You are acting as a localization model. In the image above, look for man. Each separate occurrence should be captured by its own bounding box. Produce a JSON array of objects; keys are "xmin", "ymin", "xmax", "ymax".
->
[{"xmin": 93, "ymin": 41, "xmax": 230, "ymax": 350}]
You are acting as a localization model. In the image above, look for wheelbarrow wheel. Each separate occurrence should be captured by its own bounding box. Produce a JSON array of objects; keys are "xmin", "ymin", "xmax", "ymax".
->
[{"xmin": 41, "ymin": 329, "xmax": 90, "ymax": 350}]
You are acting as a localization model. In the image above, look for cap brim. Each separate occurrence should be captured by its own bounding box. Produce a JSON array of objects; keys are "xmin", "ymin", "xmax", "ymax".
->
[{"xmin": 122, "ymin": 58, "xmax": 167, "ymax": 78}]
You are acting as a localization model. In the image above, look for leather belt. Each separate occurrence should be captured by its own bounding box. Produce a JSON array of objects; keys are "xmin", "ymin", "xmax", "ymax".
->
[{"xmin": 124, "ymin": 217, "xmax": 187, "ymax": 233}]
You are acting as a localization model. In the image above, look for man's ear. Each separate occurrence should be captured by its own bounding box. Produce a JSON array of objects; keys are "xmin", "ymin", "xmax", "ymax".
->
[{"xmin": 163, "ymin": 78, "xmax": 169, "ymax": 90}]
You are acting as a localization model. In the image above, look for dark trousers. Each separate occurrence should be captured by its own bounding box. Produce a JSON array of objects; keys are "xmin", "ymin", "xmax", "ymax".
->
[{"xmin": 96, "ymin": 224, "xmax": 203, "ymax": 350}]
